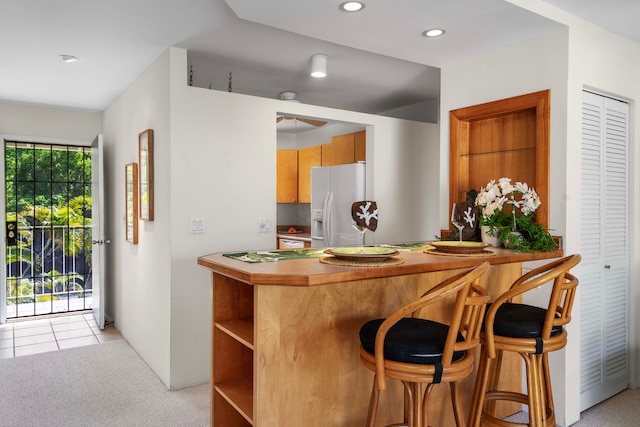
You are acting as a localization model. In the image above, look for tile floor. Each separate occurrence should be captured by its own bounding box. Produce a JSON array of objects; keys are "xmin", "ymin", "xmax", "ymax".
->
[{"xmin": 0, "ymin": 311, "xmax": 122, "ymax": 359}]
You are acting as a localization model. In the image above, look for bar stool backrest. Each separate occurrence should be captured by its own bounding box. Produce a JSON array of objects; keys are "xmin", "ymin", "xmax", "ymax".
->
[
  {"xmin": 373, "ymin": 262, "xmax": 491, "ymax": 390},
  {"xmin": 483, "ymin": 254, "xmax": 581, "ymax": 358}
]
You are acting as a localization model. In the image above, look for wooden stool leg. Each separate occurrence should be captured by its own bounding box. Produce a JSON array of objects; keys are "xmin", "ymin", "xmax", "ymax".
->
[
  {"xmin": 541, "ymin": 353, "xmax": 556, "ymax": 427},
  {"xmin": 366, "ymin": 375, "xmax": 380, "ymax": 427},
  {"xmin": 484, "ymin": 349, "xmax": 504, "ymax": 417},
  {"xmin": 470, "ymin": 350, "xmax": 560, "ymax": 427},
  {"xmin": 402, "ymin": 380, "xmax": 415, "ymax": 427},
  {"xmin": 450, "ymin": 381, "xmax": 465, "ymax": 427},
  {"xmin": 524, "ymin": 353, "xmax": 546, "ymax": 427},
  {"xmin": 422, "ymin": 383, "xmax": 435, "ymax": 427},
  {"xmin": 415, "ymin": 382, "xmax": 424, "ymax": 427},
  {"xmin": 469, "ymin": 345, "xmax": 491, "ymax": 427}
]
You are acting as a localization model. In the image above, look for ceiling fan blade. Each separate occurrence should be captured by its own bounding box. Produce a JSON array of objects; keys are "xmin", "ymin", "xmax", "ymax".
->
[{"xmin": 298, "ymin": 118, "xmax": 327, "ymax": 127}]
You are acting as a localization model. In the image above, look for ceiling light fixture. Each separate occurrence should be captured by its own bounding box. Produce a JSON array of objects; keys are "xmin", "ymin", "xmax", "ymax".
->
[
  {"xmin": 59, "ymin": 54, "xmax": 79, "ymax": 63},
  {"xmin": 339, "ymin": 1, "xmax": 365, "ymax": 12},
  {"xmin": 310, "ymin": 54, "xmax": 327, "ymax": 78},
  {"xmin": 422, "ymin": 28, "xmax": 445, "ymax": 38},
  {"xmin": 279, "ymin": 91, "xmax": 300, "ymax": 102}
]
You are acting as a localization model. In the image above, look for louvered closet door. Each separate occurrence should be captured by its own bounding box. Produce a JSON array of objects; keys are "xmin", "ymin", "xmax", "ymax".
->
[{"xmin": 580, "ymin": 90, "xmax": 630, "ymax": 411}]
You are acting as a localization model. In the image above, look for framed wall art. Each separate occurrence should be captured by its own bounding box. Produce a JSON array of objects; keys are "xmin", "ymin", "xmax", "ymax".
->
[
  {"xmin": 138, "ymin": 129, "xmax": 154, "ymax": 221},
  {"xmin": 125, "ymin": 163, "xmax": 138, "ymax": 244}
]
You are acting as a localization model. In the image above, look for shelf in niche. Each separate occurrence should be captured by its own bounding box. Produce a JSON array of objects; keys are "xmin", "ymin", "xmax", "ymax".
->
[{"xmin": 460, "ymin": 146, "xmax": 536, "ymax": 157}]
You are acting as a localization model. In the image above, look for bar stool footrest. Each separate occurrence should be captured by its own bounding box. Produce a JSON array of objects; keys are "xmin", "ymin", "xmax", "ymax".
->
[
  {"xmin": 481, "ymin": 391, "xmax": 555, "ymax": 427},
  {"xmin": 485, "ymin": 390, "xmax": 529, "ymax": 405}
]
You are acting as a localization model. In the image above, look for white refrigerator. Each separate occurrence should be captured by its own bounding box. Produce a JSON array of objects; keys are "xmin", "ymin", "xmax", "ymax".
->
[{"xmin": 310, "ymin": 162, "xmax": 366, "ymax": 248}]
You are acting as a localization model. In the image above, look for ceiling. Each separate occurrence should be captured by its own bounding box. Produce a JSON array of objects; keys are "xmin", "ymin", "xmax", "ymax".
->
[{"xmin": 1, "ymin": 0, "xmax": 638, "ymax": 117}]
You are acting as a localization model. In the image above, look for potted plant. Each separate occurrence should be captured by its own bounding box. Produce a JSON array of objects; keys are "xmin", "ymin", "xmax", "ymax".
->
[{"xmin": 475, "ymin": 178, "xmax": 557, "ymax": 252}]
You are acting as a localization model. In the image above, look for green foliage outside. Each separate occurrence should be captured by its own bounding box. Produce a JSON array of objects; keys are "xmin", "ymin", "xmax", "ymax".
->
[
  {"xmin": 4, "ymin": 143, "xmax": 93, "ymax": 307},
  {"xmin": 5, "ymin": 144, "xmax": 91, "ymax": 213}
]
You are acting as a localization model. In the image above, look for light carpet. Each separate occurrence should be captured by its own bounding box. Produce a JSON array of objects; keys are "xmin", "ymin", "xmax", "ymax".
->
[
  {"xmin": 0, "ymin": 339, "xmax": 210, "ymax": 427},
  {"xmin": 504, "ymin": 387, "xmax": 640, "ymax": 426}
]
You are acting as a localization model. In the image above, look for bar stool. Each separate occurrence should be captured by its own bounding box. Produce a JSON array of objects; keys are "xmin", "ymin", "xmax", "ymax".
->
[
  {"xmin": 359, "ymin": 262, "xmax": 491, "ymax": 427},
  {"xmin": 468, "ymin": 254, "xmax": 581, "ymax": 427}
]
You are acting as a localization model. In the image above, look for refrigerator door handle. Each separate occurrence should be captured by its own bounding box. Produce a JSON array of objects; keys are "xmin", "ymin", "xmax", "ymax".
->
[
  {"xmin": 324, "ymin": 191, "xmax": 334, "ymax": 246},
  {"xmin": 321, "ymin": 192, "xmax": 329, "ymax": 245}
]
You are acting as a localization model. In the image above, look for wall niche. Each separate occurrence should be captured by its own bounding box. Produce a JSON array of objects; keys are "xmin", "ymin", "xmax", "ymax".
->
[{"xmin": 449, "ymin": 90, "xmax": 550, "ymax": 228}]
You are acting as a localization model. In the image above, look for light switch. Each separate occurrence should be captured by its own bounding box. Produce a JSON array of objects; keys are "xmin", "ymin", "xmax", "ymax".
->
[{"xmin": 190, "ymin": 218, "xmax": 205, "ymax": 234}]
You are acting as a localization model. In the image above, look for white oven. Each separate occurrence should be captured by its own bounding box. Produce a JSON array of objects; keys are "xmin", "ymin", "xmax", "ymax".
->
[{"xmin": 279, "ymin": 239, "xmax": 305, "ymax": 249}]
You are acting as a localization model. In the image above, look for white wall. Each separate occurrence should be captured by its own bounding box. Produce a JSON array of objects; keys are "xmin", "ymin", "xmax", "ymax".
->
[
  {"xmin": 102, "ymin": 50, "xmax": 173, "ymax": 386},
  {"xmin": 0, "ymin": 102, "xmax": 102, "ymax": 142},
  {"xmin": 101, "ymin": 47, "xmax": 439, "ymax": 389},
  {"xmin": 440, "ymin": 27, "xmax": 570, "ymax": 231},
  {"xmin": 169, "ymin": 46, "xmax": 440, "ymax": 249}
]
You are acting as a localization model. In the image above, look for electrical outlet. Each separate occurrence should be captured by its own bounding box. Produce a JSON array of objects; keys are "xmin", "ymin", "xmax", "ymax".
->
[{"xmin": 257, "ymin": 217, "xmax": 271, "ymax": 233}]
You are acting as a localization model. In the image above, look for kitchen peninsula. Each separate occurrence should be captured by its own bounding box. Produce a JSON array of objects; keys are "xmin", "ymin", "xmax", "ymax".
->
[{"xmin": 197, "ymin": 246, "xmax": 563, "ymax": 427}]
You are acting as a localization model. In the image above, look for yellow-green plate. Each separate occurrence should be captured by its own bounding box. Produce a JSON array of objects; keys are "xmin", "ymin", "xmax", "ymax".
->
[{"xmin": 324, "ymin": 246, "xmax": 399, "ymax": 262}]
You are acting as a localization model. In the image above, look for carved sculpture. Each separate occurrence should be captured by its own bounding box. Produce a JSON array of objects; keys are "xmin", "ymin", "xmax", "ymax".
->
[
  {"xmin": 449, "ymin": 190, "xmax": 481, "ymax": 241},
  {"xmin": 352, "ymin": 201, "xmax": 378, "ymax": 231}
]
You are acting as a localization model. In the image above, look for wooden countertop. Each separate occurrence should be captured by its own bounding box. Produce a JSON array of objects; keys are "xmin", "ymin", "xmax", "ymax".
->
[{"xmin": 197, "ymin": 247, "xmax": 563, "ymax": 287}]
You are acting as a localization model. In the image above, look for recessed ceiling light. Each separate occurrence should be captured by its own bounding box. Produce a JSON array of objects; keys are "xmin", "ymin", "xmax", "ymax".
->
[
  {"xmin": 339, "ymin": 1, "xmax": 365, "ymax": 12},
  {"xmin": 59, "ymin": 54, "xmax": 79, "ymax": 63},
  {"xmin": 423, "ymin": 28, "xmax": 445, "ymax": 38}
]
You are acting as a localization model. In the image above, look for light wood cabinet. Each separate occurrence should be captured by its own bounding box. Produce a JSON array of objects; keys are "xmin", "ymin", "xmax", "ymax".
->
[
  {"xmin": 278, "ymin": 131, "xmax": 365, "ymax": 204},
  {"xmin": 354, "ymin": 130, "xmax": 366, "ymax": 162},
  {"xmin": 322, "ymin": 133, "xmax": 354, "ymax": 166},
  {"xmin": 276, "ymin": 150, "xmax": 298, "ymax": 203},
  {"xmin": 321, "ymin": 131, "xmax": 366, "ymax": 166},
  {"xmin": 297, "ymin": 145, "xmax": 321, "ymax": 203}
]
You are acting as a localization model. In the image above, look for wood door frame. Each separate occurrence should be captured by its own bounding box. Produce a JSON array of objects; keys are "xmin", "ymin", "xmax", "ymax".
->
[{"xmin": 449, "ymin": 90, "xmax": 550, "ymax": 228}]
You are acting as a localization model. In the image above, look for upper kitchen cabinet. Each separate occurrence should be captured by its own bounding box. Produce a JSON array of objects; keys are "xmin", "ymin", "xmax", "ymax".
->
[
  {"xmin": 277, "ymin": 131, "xmax": 365, "ymax": 204},
  {"xmin": 354, "ymin": 130, "xmax": 366, "ymax": 162},
  {"xmin": 322, "ymin": 131, "xmax": 366, "ymax": 166},
  {"xmin": 277, "ymin": 149, "xmax": 298, "ymax": 203},
  {"xmin": 297, "ymin": 145, "xmax": 322, "ymax": 203}
]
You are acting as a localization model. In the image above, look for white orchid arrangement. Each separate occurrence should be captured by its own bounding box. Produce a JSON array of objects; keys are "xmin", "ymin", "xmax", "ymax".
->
[
  {"xmin": 474, "ymin": 177, "xmax": 555, "ymax": 252},
  {"xmin": 475, "ymin": 177, "xmax": 541, "ymax": 230}
]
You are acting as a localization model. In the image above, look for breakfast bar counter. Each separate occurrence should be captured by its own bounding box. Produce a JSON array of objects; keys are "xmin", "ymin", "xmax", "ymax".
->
[{"xmin": 197, "ymin": 246, "xmax": 563, "ymax": 427}]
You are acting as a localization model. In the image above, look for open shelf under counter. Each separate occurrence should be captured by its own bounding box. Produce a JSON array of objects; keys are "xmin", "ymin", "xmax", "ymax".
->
[
  {"xmin": 215, "ymin": 377, "xmax": 253, "ymax": 425},
  {"xmin": 216, "ymin": 318, "xmax": 254, "ymax": 349}
]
